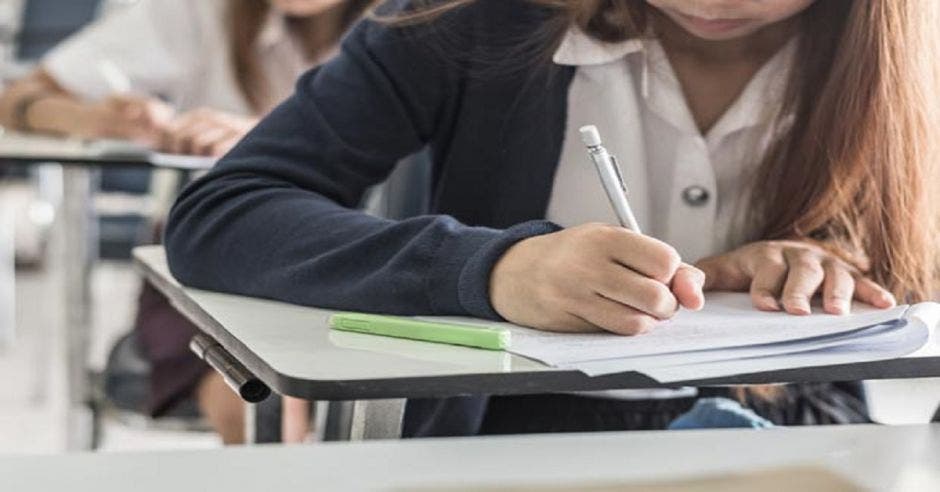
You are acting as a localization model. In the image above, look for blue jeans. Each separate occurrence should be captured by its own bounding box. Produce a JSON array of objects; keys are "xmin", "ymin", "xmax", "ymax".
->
[{"xmin": 668, "ymin": 397, "xmax": 774, "ymax": 430}]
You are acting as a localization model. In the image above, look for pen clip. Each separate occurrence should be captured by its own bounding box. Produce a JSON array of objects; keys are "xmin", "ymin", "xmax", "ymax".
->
[{"xmin": 610, "ymin": 155, "xmax": 629, "ymax": 195}]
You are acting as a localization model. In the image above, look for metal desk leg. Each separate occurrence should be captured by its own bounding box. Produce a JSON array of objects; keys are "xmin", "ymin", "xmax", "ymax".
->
[
  {"xmin": 244, "ymin": 402, "xmax": 258, "ymax": 444},
  {"xmin": 56, "ymin": 166, "xmax": 96, "ymax": 450},
  {"xmin": 254, "ymin": 394, "xmax": 282, "ymax": 444},
  {"xmin": 348, "ymin": 399, "xmax": 406, "ymax": 440},
  {"xmin": 323, "ymin": 401, "xmax": 353, "ymax": 441},
  {"xmin": 0, "ymin": 202, "xmax": 14, "ymax": 348},
  {"xmin": 189, "ymin": 333, "xmax": 272, "ymax": 445}
]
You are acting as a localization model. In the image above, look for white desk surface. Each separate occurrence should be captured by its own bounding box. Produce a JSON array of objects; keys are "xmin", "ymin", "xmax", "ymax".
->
[
  {"xmin": 3, "ymin": 424, "xmax": 939, "ymax": 491},
  {"xmin": 133, "ymin": 246, "xmax": 551, "ymax": 382},
  {"xmin": 133, "ymin": 245, "xmax": 940, "ymax": 402},
  {"xmin": 0, "ymin": 131, "xmax": 214, "ymax": 169}
]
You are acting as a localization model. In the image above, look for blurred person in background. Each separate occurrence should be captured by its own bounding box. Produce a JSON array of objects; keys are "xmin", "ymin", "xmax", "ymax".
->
[{"xmin": 0, "ymin": 0, "xmax": 373, "ymax": 444}]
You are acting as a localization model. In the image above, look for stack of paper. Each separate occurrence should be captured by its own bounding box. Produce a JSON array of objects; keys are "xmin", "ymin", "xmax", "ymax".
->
[{"xmin": 491, "ymin": 292, "xmax": 940, "ymax": 382}]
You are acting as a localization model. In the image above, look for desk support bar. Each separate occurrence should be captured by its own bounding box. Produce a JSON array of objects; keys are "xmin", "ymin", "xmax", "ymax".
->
[
  {"xmin": 348, "ymin": 399, "xmax": 406, "ymax": 440},
  {"xmin": 189, "ymin": 333, "xmax": 271, "ymax": 403}
]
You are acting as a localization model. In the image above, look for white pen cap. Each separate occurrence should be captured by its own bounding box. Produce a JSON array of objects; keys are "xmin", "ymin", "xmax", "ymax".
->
[{"xmin": 579, "ymin": 125, "xmax": 602, "ymax": 147}]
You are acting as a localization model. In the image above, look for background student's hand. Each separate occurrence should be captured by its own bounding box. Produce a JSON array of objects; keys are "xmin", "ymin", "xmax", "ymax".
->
[
  {"xmin": 161, "ymin": 108, "xmax": 257, "ymax": 157},
  {"xmin": 489, "ymin": 223, "xmax": 705, "ymax": 336},
  {"xmin": 81, "ymin": 94, "xmax": 175, "ymax": 145},
  {"xmin": 695, "ymin": 240, "xmax": 896, "ymax": 315}
]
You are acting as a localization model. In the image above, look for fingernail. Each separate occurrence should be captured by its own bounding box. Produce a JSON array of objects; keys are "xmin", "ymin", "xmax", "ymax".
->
[
  {"xmin": 787, "ymin": 300, "xmax": 810, "ymax": 315},
  {"xmin": 832, "ymin": 301, "xmax": 848, "ymax": 315},
  {"xmin": 759, "ymin": 297, "xmax": 780, "ymax": 311}
]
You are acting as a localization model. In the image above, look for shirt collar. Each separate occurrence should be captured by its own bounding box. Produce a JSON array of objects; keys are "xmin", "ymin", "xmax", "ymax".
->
[
  {"xmin": 552, "ymin": 27, "xmax": 644, "ymax": 66},
  {"xmin": 553, "ymin": 25, "xmax": 797, "ymax": 141}
]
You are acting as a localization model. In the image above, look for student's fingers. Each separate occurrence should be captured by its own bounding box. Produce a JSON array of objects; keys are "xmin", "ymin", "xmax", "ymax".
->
[
  {"xmin": 671, "ymin": 263, "xmax": 705, "ymax": 311},
  {"xmin": 591, "ymin": 264, "xmax": 678, "ymax": 319},
  {"xmin": 821, "ymin": 260, "xmax": 855, "ymax": 315},
  {"xmin": 695, "ymin": 254, "xmax": 749, "ymax": 292},
  {"xmin": 749, "ymin": 255, "xmax": 787, "ymax": 311},
  {"xmin": 853, "ymin": 276, "xmax": 897, "ymax": 309},
  {"xmin": 597, "ymin": 226, "xmax": 681, "ymax": 283},
  {"xmin": 137, "ymin": 99, "xmax": 174, "ymax": 129},
  {"xmin": 166, "ymin": 118, "xmax": 214, "ymax": 154},
  {"xmin": 190, "ymin": 127, "xmax": 234, "ymax": 156},
  {"xmin": 160, "ymin": 111, "xmax": 199, "ymax": 150},
  {"xmin": 200, "ymin": 127, "xmax": 246, "ymax": 157},
  {"xmin": 574, "ymin": 294, "xmax": 657, "ymax": 336},
  {"xmin": 780, "ymin": 248, "xmax": 825, "ymax": 315},
  {"xmin": 108, "ymin": 95, "xmax": 170, "ymax": 126},
  {"xmin": 210, "ymin": 134, "xmax": 242, "ymax": 157}
]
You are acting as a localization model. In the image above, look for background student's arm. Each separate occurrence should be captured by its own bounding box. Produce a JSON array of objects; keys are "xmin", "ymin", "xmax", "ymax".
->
[
  {"xmin": 0, "ymin": 69, "xmax": 173, "ymax": 145},
  {"xmin": 166, "ymin": 4, "xmax": 702, "ymax": 333},
  {"xmin": 161, "ymin": 107, "xmax": 258, "ymax": 157},
  {"xmin": 0, "ymin": 0, "xmax": 247, "ymax": 153}
]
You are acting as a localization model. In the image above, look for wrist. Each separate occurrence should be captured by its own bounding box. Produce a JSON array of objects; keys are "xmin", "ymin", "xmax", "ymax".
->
[
  {"xmin": 12, "ymin": 90, "xmax": 55, "ymax": 132},
  {"xmin": 22, "ymin": 95, "xmax": 95, "ymax": 136}
]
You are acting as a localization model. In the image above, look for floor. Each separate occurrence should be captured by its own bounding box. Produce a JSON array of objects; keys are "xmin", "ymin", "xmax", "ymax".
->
[{"xmin": 0, "ymin": 251, "xmax": 219, "ymax": 454}]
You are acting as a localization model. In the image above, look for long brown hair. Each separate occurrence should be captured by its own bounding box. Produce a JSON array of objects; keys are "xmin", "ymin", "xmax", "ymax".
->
[
  {"xmin": 389, "ymin": 0, "xmax": 940, "ymax": 304},
  {"xmin": 389, "ymin": 1, "xmax": 940, "ymax": 404},
  {"xmin": 228, "ymin": 0, "xmax": 375, "ymax": 113}
]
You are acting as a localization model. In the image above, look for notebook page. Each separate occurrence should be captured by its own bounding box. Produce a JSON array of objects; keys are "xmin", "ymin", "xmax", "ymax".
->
[
  {"xmin": 561, "ymin": 320, "xmax": 906, "ymax": 374},
  {"xmin": 640, "ymin": 317, "xmax": 931, "ymax": 382},
  {"xmin": 502, "ymin": 292, "xmax": 909, "ymax": 365}
]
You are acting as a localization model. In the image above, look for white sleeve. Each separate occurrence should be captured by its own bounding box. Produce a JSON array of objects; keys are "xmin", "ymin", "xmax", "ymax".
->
[{"xmin": 41, "ymin": 0, "xmax": 202, "ymax": 102}]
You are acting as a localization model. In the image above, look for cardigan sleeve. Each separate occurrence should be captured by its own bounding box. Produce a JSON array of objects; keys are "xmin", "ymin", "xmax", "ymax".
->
[{"xmin": 164, "ymin": 2, "xmax": 559, "ymax": 319}]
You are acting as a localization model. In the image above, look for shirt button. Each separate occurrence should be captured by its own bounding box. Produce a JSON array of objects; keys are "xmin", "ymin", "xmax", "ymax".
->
[{"xmin": 682, "ymin": 186, "xmax": 710, "ymax": 207}]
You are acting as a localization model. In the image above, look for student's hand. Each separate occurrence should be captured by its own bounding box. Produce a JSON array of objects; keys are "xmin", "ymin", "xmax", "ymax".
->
[
  {"xmin": 161, "ymin": 108, "xmax": 257, "ymax": 157},
  {"xmin": 489, "ymin": 223, "xmax": 705, "ymax": 335},
  {"xmin": 695, "ymin": 240, "xmax": 896, "ymax": 315},
  {"xmin": 82, "ymin": 94, "xmax": 175, "ymax": 145}
]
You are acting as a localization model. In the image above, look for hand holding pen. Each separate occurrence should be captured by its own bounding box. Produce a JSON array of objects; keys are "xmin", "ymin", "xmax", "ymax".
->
[
  {"xmin": 488, "ymin": 126, "xmax": 703, "ymax": 336},
  {"xmin": 84, "ymin": 59, "xmax": 175, "ymax": 145}
]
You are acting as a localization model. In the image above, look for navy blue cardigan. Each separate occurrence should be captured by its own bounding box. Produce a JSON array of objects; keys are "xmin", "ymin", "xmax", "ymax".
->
[{"xmin": 165, "ymin": 0, "xmax": 576, "ymax": 436}]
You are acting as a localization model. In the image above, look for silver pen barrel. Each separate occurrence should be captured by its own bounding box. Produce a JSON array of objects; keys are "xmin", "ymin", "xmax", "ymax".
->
[{"xmin": 586, "ymin": 144, "xmax": 642, "ymax": 232}]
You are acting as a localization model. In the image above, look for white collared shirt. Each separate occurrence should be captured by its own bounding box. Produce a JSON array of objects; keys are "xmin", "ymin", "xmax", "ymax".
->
[
  {"xmin": 548, "ymin": 28, "xmax": 794, "ymax": 263},
  {"xmin": 43, "ymin": 0, "xmax": 317, "ymax": 114},
  {"xmin": 550, "ymin": 28, "xmax": 794, "ymax": 401}
]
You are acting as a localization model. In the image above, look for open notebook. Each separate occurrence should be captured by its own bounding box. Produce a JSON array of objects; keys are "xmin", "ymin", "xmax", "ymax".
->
[{"xmin": 429, "ymin": 292, "xmax": 940, "ymax": 382}]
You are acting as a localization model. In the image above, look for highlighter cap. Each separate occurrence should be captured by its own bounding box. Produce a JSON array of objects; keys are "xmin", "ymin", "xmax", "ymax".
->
[{"xmin": 579, "ymin": 125, "xmax": 602, "ymax": 147}]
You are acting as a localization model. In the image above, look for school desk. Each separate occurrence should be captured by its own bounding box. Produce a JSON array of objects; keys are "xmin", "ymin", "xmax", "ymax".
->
[
  {"xmin": 0, "ymin": 132, "xmax": 214, "ymax": 450},
  {"xmin": 2, "ymin": 424, "xmax": 939, "ymax": 491},
  {"xmin": 133, "ymin": 245, "xmax": 940, "ymax": 442}
]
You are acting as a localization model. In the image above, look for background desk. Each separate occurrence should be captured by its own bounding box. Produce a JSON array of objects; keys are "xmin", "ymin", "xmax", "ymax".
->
[
  {"xmin": 0, "ymin": 131, "xmax": 215, "ymax": 169},
  {"xmin": 0, "ymin": 132, "xmax": 213, "ymax": 450},
  {"xmin": 3, "ymin": 424, "xmax": 939, "ymax": 491},
  {"xmin": 133, "ymin": 245, "xmax": 940, "ymax": 440}
]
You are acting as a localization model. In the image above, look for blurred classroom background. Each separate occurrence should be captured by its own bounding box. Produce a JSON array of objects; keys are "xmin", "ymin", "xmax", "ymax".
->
[{"xmin": 0, "ymin": 0, "xmax": 218, "ymax": 453}]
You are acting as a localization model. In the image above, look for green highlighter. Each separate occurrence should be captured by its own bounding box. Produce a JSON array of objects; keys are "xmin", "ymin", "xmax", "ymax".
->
[{"xmin": 329, "ymin": 312, "xmax": 511, "ymax": 350}]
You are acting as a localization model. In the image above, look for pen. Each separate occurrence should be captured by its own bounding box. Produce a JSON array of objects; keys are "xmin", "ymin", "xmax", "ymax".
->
[{"xmin": 580, "ymin": 125, "xmax": 642, "ymax": 233}]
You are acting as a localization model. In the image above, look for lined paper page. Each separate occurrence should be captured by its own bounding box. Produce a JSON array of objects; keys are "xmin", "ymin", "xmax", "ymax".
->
[{"xmin": 501, "ymin": 292, "xmax": 910, "ymax": 365}]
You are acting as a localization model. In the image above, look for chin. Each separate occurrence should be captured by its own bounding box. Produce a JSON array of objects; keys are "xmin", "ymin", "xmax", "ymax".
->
[
  {"xmin": 271, "ymin": 0, "xmax": 341, "ymax": 17},
  {"xmin": 673, "ymin": 18, "xmax": 764, "ymax": 41},
  {"xmin": 683, "ymin": 26, "xmax": 763, "ymax": 41}
]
